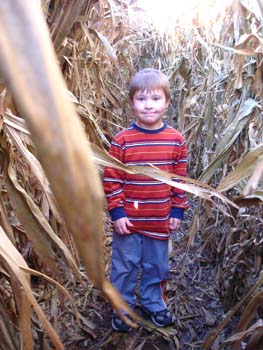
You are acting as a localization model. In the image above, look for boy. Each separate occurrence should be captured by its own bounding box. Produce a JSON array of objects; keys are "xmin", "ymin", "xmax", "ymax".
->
[{"xmin": 103, "ymin": 68, "xmax": 189, "ymax": 332}]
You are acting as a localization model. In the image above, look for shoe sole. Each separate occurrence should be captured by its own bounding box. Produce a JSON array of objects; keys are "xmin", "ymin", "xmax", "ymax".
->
[
  {"xmin": 142, "ymin": 308, "xmax": 175, "ymax": 327},
  {"xmin": 111, "ymin": 319, "xmax": 132, "ymax": 332},
  {"xmin": 150, "ymin": 316, "xmax": 174, "ymax": 327}
]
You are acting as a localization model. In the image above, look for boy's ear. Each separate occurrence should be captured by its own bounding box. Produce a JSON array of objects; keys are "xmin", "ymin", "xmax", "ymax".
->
[{"xmin": 165, "ymin": 98, "xmax": 170, "ymax": 108}]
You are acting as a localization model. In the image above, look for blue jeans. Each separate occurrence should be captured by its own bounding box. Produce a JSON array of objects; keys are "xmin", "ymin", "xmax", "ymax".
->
[{"xmin": 111, "ymin": 232, "xmax": 169, "ymax": 312}]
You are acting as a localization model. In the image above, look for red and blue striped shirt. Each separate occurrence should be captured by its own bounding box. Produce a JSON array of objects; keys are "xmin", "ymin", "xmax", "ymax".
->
[{"xmin": 103, "ymin": 122, "xmax": 189, "ymax": 240}]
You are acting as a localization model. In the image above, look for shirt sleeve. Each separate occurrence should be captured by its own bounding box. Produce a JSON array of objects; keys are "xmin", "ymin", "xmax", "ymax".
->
[
  {"xmin": 103, "ymin": 139, "xmax": 127, "ymax": 221},
  {"xmin": 170, "ymin": 139, "xmax": 189, "ymax": 220}
]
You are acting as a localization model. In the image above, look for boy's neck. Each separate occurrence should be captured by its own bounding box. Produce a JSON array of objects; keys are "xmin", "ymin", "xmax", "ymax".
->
[
  {"xmin": 135, "ymin": 121, "xmax": 164, "ymax": 130},
  {"xmin": 133, "ymin": 121, "xmax": 167, "ymax": 133}
]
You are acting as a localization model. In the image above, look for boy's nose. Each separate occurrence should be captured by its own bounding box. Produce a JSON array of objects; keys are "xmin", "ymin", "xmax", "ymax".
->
[{"xmin": 145, "ymin": 99, "xmax": 153, "ymax": 108}]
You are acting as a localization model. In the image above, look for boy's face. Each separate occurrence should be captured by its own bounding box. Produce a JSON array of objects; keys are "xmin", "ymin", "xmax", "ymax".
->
[{"xmin": 131, "ymin": 89, "xmax": 169, "ymax": 130}]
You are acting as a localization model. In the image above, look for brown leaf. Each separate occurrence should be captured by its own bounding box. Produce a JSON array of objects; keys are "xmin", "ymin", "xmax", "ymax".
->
[{"xmin": 0, "ymin": 226, "xmax": 64, "ymax": 349}]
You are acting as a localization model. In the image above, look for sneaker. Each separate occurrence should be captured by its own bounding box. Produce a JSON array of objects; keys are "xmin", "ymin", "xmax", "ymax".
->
[
  {"xmin": 144, "ymin": 308, "xmax": 175, "ymax": 327},
  {"xmin": 111, "ymin": 314, "xmax": 132, "ymax": 332}
]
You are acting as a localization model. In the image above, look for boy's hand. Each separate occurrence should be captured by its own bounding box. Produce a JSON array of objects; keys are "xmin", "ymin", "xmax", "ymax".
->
[
  {"xmin": 169, "ymin": 217, "xmax": 182, "ymax": 231},
  {"xmin": 113, "ymin": 217, "xmax": 134, "ymax": 235}
]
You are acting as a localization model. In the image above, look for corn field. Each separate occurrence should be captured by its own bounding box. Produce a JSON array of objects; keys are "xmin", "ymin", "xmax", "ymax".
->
[{"xmin": 0, "ymin": 0, "xmax": 262, "ymax": 349}]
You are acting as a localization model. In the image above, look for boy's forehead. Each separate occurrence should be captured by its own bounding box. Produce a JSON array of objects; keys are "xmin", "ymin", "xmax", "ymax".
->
[{"xmin": 135, "ymin": 88, "xmax": 165, "ymax": 95}]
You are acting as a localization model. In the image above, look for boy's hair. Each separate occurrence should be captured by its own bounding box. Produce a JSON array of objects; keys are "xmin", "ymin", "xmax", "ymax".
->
[{"xmin": 128, "ymin": 68, "xmax": 171, "ymax": 101}]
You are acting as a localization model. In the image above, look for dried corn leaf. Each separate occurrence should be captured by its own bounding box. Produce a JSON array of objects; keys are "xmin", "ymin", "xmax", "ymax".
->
[
  {"xmin": 50, "ymin": 0, "xmax": 86, "ymax": 51},
  {"xmin": 4, "ymin": 110, "xmax": 29, "ymax": 134},
  {"xmin": 217, "ymin": 143, "xmax": 263, "ymax": 192},
  {"xmin": 92, "ymin": 143, "xmax": 238, "ymax": 213},
  {"xmin": 234, "ymin": 190, "xmax": 263, "ymax": 207},
  {"xmin": 7, "ymin": 161, "xmax": 84, "ymax": 282},
  {"xmin": 5, "ymin": 159, "xmax": 61, "ymax": 279},
  {"xmin": 4, "ymin": 122, "xmax": 62, "ymax": 223},
  {"xmin": 233, "ymin": 291, "xmax": 263, "ymax": 350},
  {"xmin": 18, "ymin": 296, "xmax": 33, "ymax": 349},
  {"xmin": 246, "ymin": 324, "xmax": 263, "ymax": 350},
  {"xmin": 224, "ymin": 319, "xmax": 263, "ymax": 344},
  {"xmin": 234, "ymin": 33, "xmax": 263, "ymax": 55},
  {"xmin": 199, "ymin": 98, "xmax": 259, "ymax": 184},
  {"xmin": 0, "ymin": 226, "xmax": 64, "ymax": 350},
  {"xmin": 89, "ymin": 28, "xmax": 118, "ymax": 64},
  {"xmin": 232, "ymin": 289, "xmax": 263, "ymax": 349},
  {"xmin": 243, "ymin": 159, "xmax": 263, "ymax": 196}
]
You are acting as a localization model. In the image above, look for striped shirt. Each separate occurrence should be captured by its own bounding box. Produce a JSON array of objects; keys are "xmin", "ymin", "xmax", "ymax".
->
[{"xmin": 103, "ymin": 122, "xmax": 189, "ymax": 240}]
